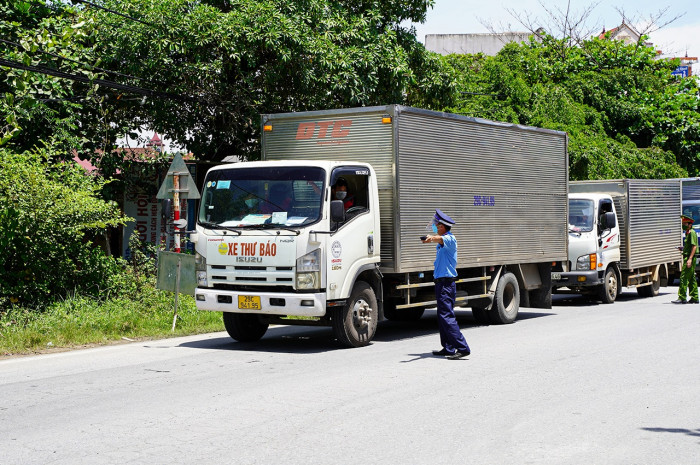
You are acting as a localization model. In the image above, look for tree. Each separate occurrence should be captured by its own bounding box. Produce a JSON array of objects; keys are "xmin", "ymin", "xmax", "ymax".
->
[
  {"xmin": 439, "ymin": 34, "xmax": 695, "ymax": 179},
  {"xmin": 0, "ymin": 146, "xmax": 128, "ymax": 307},
  {"xmin": 0, "ymin": 1, "xmax": 131, "ymax": 159},
  {"xmin": 71, "ymin": 0, "xmax": 452, "ymax": 162}
]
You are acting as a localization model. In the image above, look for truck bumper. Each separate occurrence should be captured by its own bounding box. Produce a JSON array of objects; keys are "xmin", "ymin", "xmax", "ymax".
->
[
  {"xmin": 552, "ymin": 270, "xmax": 601, "ymax": 287},
  {"xmin": 195, "ymin": 288, "xmax": 327, "ymax": 317}
]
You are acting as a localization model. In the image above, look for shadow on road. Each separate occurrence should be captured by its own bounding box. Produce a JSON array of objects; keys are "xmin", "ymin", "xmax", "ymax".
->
[
  {"xmin": 553, "ymin": 289, "xmax": 675, "ymax": 307},
  {"xmin": 641, "ymin": 427, "xmax": 700, "ymax": 441},
  {"xmin": 178, "ymin": 325, "xmax": 339, "ymax": 354},
  {"xmin": 178, "ymin": 307, "xmax": 554, "ymax": 354}
]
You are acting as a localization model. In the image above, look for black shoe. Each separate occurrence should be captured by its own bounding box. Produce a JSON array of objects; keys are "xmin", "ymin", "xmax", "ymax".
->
[
  {"xmin": 672, "ymin": 299, "xmax": 688, "ymax": 304},
  {"xmin": 446, "ymin": 351, "xmax": 470, "ymax": 360},
  {"xmin": 432, "ymin": 348, "xmax": 454, "ymax": 356},
  {"xmin": 690, "ymin": 300, "xmax": 699, "ymax": 304}
]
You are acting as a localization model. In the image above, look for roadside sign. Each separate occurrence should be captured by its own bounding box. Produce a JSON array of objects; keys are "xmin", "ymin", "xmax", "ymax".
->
[
  {"xmin": 157, "ymin": 251, "xmax": 196, "ymax": 295},
  {"xmin": 672, "ymin": 66, "xmax": 689, "ymax": 78},
  {"xmin": 156, "ymin": 153, "xmax": 201, "ymax": 200}
]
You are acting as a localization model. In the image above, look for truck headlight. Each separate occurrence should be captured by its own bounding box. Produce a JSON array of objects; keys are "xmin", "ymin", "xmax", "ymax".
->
[
  {"xmin": 296, "ymin": 272, "xmax": 318, "ymax": 289},
  {"xmin": 296, "ymin": 249, "xmax": 321, "ymax": 289},
  {"xmin": 576, "ymin": 254, "xmax": 596, "ymax": 271}
]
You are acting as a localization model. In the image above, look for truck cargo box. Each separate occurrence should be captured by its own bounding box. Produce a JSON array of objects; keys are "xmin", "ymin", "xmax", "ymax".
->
[
  {"xmin": 569, "ymin": 179, "xmax": 681, "ymax": 269},
  {"xmin": 262, "ymin": 105, "xmax": 569, "ymax": 273}
]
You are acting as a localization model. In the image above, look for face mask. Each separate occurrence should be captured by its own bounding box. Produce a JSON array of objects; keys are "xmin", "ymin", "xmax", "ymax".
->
[
  {"xmin": 336, "ymin": 191, "xmax": 347, "ymax": 200},
  {"xmin": 245, "ymin": 198, "xmax": 258, "ymax": 208},
  {"xmin": 432, "ymin": 224, "xmax": 438, "ymax": 234}
]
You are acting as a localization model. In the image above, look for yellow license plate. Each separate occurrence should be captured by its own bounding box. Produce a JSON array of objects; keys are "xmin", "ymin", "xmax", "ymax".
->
[{"xmin": 238, "ymin": 295, "xmax": 261, "ymax": 310}]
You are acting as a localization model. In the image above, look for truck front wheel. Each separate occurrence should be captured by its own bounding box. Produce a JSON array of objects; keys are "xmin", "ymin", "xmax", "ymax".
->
[
  {"xmin": 489, "ymin": 272, "xmax": 519, "ymax": 324},
  {"xmin": 598, "ymin": 267, "xmax": 618, "ymax": 303},
  {"xmin": 223, "ymin": 312, "xmax": 269, "ymax": 342},
  {"xmin": 332, "ymin": 281, "xmax": 378, "ymax": 347}
]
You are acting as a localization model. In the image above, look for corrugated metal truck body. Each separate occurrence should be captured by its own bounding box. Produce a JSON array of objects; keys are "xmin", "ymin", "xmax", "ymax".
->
[{"xmin": 262, "ymin": 105, "xmax": 569, "ymax": 273}]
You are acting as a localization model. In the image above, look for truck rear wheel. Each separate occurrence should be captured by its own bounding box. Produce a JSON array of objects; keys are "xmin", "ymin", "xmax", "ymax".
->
[
  {"xmin": 332, "ymin": 281, "xmax": 378, "ymax": 347},
  {"xmin": 598, "ymin": 267, "xmax": 618, "ymax": 303},
  {"xmin": 489, "ymin": 272, "xmax": 519, "ymax": 324},
  {"xmin": 223, "ymin": 312, "xmax": 269, "ymax": 342},
  {"xmin": 637, "ymin": 270, "xmax": 660, "ymax": 297}
]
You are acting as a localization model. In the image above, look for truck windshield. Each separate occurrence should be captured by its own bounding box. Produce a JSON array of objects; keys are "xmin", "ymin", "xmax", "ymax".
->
[
  {"xmin": 569, "ymin": 199, "xmax": 594, "ymax": 232},
  {"xmin": 682, "ymin": 203, "xmax": 700, "ymax": 232},
  {"xmin": 198, "ymin": 166, "xmax": 325, "ymax": 228}
]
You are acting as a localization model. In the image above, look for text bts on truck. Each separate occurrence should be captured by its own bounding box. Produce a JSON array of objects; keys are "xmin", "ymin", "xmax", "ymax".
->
[
  {"xmin": 552, "ymin": 179, "xmax": 681, "ymax": 303},
  {"xmin": 192, "ymin": 105, "xmax": 569, "ymax": 347}
]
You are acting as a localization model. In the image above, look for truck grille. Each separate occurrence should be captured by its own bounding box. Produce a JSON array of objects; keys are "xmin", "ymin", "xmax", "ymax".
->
[{"xmin": 208, "ymin": 265, "xmax": 295, "ymax": 286}]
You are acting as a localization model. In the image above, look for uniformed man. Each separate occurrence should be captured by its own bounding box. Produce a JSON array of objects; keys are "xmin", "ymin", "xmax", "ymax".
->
[
  {"xmin": 674, "ymin": 214, "xmax": 698, "ymax": 304},
  {"xmin": 422, "ymin": 209, "xmax": 471, "ymax": 359}
]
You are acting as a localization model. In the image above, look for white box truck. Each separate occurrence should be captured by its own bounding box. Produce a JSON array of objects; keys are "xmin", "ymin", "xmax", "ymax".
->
[
  {"xmin": 192, "ymin": 105, "xmax": 569, "ymax": 347},
  {"xmin": 552, "ymin": 179, "xmax": 681, "ymax": 302}
]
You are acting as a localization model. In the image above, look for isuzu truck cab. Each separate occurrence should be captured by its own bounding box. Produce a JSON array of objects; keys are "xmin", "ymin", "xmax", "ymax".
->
[{"xmin": 193, "ymin": 160, "xmax": 382, "ymax": 347}]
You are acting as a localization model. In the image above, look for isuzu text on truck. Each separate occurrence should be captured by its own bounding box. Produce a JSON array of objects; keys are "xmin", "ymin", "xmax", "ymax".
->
[
  {"xmin": 192, "ymin": 105, "xmax": 569, "ymax": 347},
  {"xmin": 552, "ymin": 179, "xmax": 681, "ymax": 302}
]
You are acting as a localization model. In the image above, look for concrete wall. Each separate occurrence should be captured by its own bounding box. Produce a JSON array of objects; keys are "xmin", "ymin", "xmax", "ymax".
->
[{"xmin": 425, "ymin": 33, "xmax": 534, "ymax": 56}]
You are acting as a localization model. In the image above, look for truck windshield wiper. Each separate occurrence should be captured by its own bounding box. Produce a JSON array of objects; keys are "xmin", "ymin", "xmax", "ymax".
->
[
  {"xmin": 199, "ymin": 221, "xmax": 242, "ymax": 235},
  {"xmin": 248, "ymin": 223, "xmax": 301, "ymax": 235}
]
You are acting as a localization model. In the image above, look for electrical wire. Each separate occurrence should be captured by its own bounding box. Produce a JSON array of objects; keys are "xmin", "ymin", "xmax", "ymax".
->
[
  {"xmin": 69, "ymin": 0, "xmax": 153, "ymax": 27},
  {"xmin": 0, "ymin": 57, "xmax": 195, "ymax": 102},
  {"xmin": 0, "ymin": 38, "xmax": 153, "ymax": 84}
]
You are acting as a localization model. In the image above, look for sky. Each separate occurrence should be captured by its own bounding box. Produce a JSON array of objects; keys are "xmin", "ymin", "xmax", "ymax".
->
[{"xmin": 410, "ymin": 0, "xmax": 700, "ymax": 59}]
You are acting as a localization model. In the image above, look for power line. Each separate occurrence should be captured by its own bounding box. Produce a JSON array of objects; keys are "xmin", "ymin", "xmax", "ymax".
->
[
  {"xmin": 69, "ymin": 0, "xmax": 154, "ymax": 27},
  {"xmin": 0, "ymin": 57, "xmax": 195, "ymax": 102},
  {"xmin": 0, "ymin": 38, "xmax": 153, "ymax": 84}
]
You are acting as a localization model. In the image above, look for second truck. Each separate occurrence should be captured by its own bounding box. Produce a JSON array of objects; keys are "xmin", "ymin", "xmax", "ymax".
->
[{"xmin": 552, "ymin": 179, "xmax": 681, "ymax": 302}]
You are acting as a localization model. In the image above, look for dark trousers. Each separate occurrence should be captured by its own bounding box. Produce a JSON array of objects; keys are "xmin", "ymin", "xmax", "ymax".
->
[{"xmin": 435, "ymin": 280, "xmax": 470, "ymax": 353}]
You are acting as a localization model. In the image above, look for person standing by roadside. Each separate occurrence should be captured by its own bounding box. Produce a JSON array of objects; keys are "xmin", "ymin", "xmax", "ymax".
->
[
  {"xmin": 674, "ymin": 215, "xmax": 698, "ymax": 304},
  {"xmin": 422, "ymin": 209, "xmax": 471, "ymax": 359}
]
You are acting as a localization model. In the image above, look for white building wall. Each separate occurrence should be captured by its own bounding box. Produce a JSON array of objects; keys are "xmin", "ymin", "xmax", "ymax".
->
[{"xmin": 425, "ymin": 32, "xmax": 534, "ymax": 56}]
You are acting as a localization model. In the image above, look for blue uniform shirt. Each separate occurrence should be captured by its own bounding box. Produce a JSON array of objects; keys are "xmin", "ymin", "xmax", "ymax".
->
[{"xmin": 434, "ymin": 232, "xmax": 457, "ymax": 278}]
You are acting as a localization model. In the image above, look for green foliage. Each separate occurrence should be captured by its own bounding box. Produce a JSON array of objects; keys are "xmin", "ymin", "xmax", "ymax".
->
[
  {"xmin": 76, "ymin": 0, "xmax": 451, "ymax": 161},
  {"xmin": 0, "ymin": 146, "xmax": 128, "ymax": 307},
  {"xmin": 0, "ymin": 1, "xmax": 112, "ymax": 157},
  {"xmin": 0, "ymin": 287, "xmax": 224, "ymax": 355},
  {"xmin": 440, "ymin": 34, "xmax": 697, "ymax": 179}
]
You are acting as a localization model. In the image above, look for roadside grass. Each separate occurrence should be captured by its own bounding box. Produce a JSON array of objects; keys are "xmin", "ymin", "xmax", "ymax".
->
[{"xmin": 0, "ymin": 286, "xmax": 224, "ymax": 356}]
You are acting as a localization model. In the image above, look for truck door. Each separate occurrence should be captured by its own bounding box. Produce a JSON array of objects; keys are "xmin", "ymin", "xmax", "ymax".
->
[
  {"xmin": 327, "ymin": 167, "xmax": 376, "ymax": 299},
  {"xmin": 598, "ymin": 198, "xmax": 620, "ymax": 264}
]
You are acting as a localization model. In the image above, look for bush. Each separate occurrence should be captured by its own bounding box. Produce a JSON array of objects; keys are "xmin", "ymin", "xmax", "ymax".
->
[{"xmin": 0, "ymin": 145, "xmax": 129, "ymax": 308}]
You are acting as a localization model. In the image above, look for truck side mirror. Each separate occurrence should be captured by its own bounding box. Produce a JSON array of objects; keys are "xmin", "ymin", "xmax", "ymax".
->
[
  {"xmin": 162, "ymin": 199, "xmax": 172, "ymax": 222},
  {"xmin": 330, "ymin": 200, "xmax": 345, "ymax": 223},
  {"xmin": 601, "ymin": 211, "xmax": 616, "ymax": 229}
]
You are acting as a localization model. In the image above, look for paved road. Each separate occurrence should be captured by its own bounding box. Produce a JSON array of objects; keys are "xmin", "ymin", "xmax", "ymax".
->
[{"xmin": 2, "ymin": 287, "xmax": 700, "ymax": 465}]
